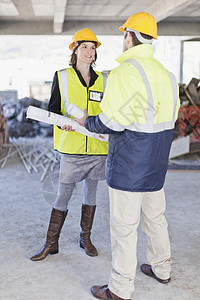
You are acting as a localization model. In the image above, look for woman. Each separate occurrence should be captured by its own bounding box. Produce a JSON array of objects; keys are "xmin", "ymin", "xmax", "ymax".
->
[{"xmin": 30, "ymin": 28, "xmax": 108, "ymax": 261}]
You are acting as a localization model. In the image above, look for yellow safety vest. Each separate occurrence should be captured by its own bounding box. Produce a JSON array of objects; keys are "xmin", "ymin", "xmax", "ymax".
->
[{"xmin": 54, "ymin": 67, "xmax": 108, "ymax": 155}]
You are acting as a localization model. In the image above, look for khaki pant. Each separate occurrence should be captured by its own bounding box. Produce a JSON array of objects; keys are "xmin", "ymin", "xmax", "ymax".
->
[{"xmin": 108, "ymin": 187, "xmax": 171, "ymax": 299}]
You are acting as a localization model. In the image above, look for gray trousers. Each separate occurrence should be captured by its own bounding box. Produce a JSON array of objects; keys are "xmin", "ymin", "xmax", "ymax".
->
[{"xmin": 53, "ymin": 178, "xmax": 98, "ymax": 211}]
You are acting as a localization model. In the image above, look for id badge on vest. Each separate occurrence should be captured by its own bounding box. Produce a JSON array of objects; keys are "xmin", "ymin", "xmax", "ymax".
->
[{"xmin": 89, "ymin": 91, "xmax": 103, "ymax": 102}]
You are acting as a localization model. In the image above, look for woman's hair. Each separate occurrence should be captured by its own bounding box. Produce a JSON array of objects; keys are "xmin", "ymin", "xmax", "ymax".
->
[{"xmin": 69, "ymin": 41, "xmax": 97, "ymax": 66}]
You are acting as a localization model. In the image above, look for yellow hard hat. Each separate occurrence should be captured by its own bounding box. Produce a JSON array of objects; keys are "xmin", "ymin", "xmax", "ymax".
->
[
  {"xmin": 69, "ymin": 28, "xmax": 101, "ymax": 50},
  {"xmin": 119, "ymin": 12, "xmax": 157, "ymax": 39}
]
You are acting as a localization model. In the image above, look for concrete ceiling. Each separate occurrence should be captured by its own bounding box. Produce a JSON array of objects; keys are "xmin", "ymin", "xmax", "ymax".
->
[{"xmin": 0, "ymin": 0, "xmax": 199, "ymax": 35}]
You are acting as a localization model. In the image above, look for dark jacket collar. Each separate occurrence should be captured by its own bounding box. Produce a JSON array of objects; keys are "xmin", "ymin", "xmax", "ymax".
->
[{"xmin": 72, "ymin": 64, "xmax": 98, "ymax": 88}]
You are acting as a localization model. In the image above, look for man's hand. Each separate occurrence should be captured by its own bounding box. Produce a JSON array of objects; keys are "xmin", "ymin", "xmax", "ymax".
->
[
  {"xmin": 75, "ymin": 109, "xmax": 88, "ymax": 127},
  {"xmin": 61, "ymin": 124, "xmax": 75, "ymax": 132}
]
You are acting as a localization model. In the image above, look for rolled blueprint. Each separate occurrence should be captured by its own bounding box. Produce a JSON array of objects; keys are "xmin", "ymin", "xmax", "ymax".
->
[
  {"xmin": 26, "ymin": 106, "xmax": 108, "ymax": 142},
  {"xmin": 67, "ymin": 103, "xmax": 84, "ymax": 119}
]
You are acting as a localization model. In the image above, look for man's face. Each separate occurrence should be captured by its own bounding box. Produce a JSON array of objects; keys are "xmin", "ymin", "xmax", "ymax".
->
[{"xmin": 123, "ymin": 31, "xmax": 128, "ymax": 52}]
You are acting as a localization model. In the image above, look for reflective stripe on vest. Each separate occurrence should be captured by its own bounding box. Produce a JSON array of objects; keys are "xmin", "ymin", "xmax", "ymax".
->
[
  {"xmin": 124, "ymin": 59, "xmax": 178, "ymax": 133},
  {"xmin": 166, "ymin": 70, "xmax": 178, "ymax": 124},
  {"xmin": 59, "ymin": 69, "xmax": 70, "ymax": 117},
  {"xmin": 102, "ymin": 72, "xmax": 107, "ymax": 91},
  {"xmin": 59, "ymin": 69, "xmax": 107, "ymax": 116}
]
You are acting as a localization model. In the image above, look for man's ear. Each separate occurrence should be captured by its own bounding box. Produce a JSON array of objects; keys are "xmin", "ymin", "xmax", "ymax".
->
[{"xmin": 126, "ymin": 31, "xmax": 133, "ymax": 47}]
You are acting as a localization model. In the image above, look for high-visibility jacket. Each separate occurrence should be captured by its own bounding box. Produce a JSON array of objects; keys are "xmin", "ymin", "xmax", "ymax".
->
[
  {"xmin": 85, "ymin": 44, "xmax": 180, "ymax": 192},
  {"xmin": 53, "ymin": 67, "xmax": 108, "ymax": 155}
]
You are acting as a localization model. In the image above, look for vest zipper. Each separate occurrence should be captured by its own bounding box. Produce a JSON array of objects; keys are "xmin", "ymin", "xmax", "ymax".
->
[{"xmin": 85, "ymin": 87, "xmax": 89, "ymax": 154}]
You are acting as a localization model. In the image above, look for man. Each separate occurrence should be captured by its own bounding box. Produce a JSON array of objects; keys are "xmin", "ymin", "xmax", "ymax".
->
[{"xmin": 76, "ymin": 12, "xmax": 180, "ymax": 300}]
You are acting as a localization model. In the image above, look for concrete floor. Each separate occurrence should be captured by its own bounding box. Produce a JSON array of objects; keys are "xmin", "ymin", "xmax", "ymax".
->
[{"xmin": 0, "ymin": 155, "xmax": 200, "ymax": 300}]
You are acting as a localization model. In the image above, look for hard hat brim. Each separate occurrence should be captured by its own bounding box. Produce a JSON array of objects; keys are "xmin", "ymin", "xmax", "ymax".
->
[
  {"xmin": 119, "ymin": 25, "xmax": 157, "ymax": 39},
  {"xmin": 69, "ymin": 40, "xmax": 101, "ymax": 51},
  {"xmin": 119, "ymin": 25, "xmax": 125, "ymax": 32}
]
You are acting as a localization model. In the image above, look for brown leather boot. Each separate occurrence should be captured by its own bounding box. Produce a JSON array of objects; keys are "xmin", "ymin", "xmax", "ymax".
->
[
  {"xmin": 80, "ymin": 204, "xmax": 98, "ymax": 257},
  {"xmin": 30, "ymin": 208, "xmax": 68, "ymax": 261}
]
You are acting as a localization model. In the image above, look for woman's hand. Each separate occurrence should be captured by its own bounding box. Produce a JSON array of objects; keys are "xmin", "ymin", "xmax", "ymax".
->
[
  {"xmin": 61, "ymin": 124, "xmax": 75, "ymax": 132},
  {"xmin": 75, "ymin": 109, "xmax": 88, "ymax": 127}
]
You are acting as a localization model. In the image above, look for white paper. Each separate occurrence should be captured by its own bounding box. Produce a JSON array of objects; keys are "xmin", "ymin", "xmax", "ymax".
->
[
  {"xmin": 67, "ymin": 103, "xmax": 84, "ymax": 119},
  {"xmin": 26, "ymin": 106, "xmax": 108, "ymax": 142}
]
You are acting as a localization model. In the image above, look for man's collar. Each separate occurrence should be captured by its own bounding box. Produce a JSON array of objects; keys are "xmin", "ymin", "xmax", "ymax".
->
[{"xmin": 116, "ymin": 44, "xmax": 154, "ymax": 64}]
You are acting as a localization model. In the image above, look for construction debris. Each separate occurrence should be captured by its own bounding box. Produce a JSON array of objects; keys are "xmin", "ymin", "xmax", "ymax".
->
[
  {"xmin": 0, "ymin": 137, "xmax": 60, "ymax": 181},
  {"xmin": 174, "ymin": 77, "xmax": 200, "ymax": 154},
  {"xmin": 0, "ymin": 103, "xmax": 9, "ymax": 156},
  {"xmin": 0, "ymin": 97, "xmax": 56, "ymax": 179},
  {"xmin": 2, "ymin": 97, "xmax": 53, "ymax": 138}
]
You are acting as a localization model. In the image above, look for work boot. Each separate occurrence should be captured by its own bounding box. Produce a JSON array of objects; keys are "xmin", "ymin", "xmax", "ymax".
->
[
  {"xmin": 30, "ymin": 208, "xmax": 68, "ymax": 261},
  {"xmin": 80, "ymin": 204, "xmax": 98, "ymax": 257},
  {"xmin": 91, "ymin": 285, "xmax": 130, "ymax": 300}
]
